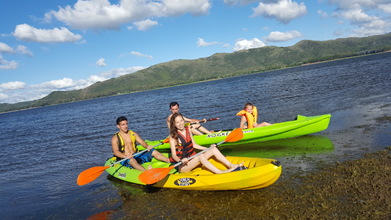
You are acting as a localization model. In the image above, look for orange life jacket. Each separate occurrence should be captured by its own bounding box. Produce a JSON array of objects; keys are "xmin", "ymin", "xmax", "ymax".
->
[
  {"xmin": 236, "ymin": 106, "xmax": 258, "ymax": 128},
  {"xmin": 169, "ymin": 126, "xmax": 196, "ymax": 162}
]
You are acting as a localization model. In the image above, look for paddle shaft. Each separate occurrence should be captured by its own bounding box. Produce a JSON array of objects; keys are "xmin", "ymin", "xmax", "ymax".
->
[
  {"xmin": 190, "ymin": 117, "xmax": 219, "ymax": 125},
  {"xmin": 107, "ymin": 139, "xmax": 168, "ymax": 168}
]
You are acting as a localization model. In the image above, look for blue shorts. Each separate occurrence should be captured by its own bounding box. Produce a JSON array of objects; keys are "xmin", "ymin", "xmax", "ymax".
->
[{"xmin": 120, "ymin": 149, "xmax": 155, "ymax": 168}]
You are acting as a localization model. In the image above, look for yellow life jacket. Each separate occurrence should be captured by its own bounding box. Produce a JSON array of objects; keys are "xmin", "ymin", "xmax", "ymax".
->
[
  {"xmin": 236, "ymin": 106, "xmax": 258, "ymax": 128},
  {"xmin": 115, "ymin": 130, "xmax": 137, "ymax": 153}
]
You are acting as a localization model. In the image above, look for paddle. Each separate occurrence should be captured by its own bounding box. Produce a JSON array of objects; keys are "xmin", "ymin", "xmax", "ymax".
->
[
  {"xmin": 76, "ymin": 138, "xmax": 169, "ymax": 186},
  {"xmin": 190, "ymin": 117, "xmax": 220, "ymax": 124},
  {"xmin": 138, "ymin": 128, "xmax": 243, "ymax": 185}
]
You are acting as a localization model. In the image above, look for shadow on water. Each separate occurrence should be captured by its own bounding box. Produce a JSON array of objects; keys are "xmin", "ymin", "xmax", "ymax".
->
[{"xmin": 220, "ymin": 135, "xmax": 334, "ymax": 158}]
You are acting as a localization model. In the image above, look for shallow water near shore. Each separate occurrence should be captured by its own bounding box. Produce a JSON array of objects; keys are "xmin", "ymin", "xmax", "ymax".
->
[{"xmin": 0, "ymin": 53, "xmax": 391, "ymax": 219}]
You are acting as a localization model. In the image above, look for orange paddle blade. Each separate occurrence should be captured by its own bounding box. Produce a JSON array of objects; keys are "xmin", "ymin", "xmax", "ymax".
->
[
  {"xmin": 138, "ymin": 165, "xmax": 175, "ymax": 185},
  {"xmin": 77, "ymin": 165, "xmax": 110, "ymax": 186},
  {"xmin": 225, "ymin": 128, "xmax": 243, "ymax": 143}
]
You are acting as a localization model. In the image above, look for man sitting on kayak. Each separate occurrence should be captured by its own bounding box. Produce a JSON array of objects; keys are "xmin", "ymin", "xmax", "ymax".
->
[
  {"xmin": 166, "ymin": 101, "xmax": 212, "ymax": 135},
  {"xmin": 112, "ymin": 116, "xmax": 169, "ymax": 171}
]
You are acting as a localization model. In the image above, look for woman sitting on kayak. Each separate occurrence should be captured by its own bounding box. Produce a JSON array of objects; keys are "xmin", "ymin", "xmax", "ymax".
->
[
  {"xmin": 237, "ymin": 102, "xmax": 272, "ymax": 129},
  {"xmin": 169, "ymin": 113, "xmax": 243, "ymax": 173}
]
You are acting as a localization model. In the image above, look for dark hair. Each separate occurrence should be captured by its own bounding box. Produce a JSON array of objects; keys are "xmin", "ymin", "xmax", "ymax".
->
[
  {"xmin": 116, "ymin": 116, "xmax": 127, "ymax": 125},
  {"xmin": 169, "ymin": 101, "xmax": 179, "ymax": 109},
  {"xmin": 169, "ymin": 113, "xmax": 183, "ymax": 140},
  {"xmin": 244, "ymin": 102, "xmax": 254, "ymax": 109}
]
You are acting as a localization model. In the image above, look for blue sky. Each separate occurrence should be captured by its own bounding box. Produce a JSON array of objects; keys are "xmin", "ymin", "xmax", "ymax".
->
[{"xmin": 1, "ymin": 0, "xmax": 390, "ymax": 104}]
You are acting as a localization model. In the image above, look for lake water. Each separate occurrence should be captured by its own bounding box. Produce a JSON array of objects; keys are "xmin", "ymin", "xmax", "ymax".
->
[{"xmin": 0, "ymin": 52, "xmax": 390, "ymax": 219}]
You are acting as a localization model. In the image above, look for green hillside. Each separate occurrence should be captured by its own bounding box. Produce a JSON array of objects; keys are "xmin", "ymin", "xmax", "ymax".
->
[{"xmin": 1, "ymin": 33, "xmax": 391, "ymax": 113}]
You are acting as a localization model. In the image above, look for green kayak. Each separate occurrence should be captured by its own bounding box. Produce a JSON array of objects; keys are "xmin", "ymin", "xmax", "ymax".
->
[{"xmin": 139, "ymin": 114, "xmax": 331, "ymax": 150}]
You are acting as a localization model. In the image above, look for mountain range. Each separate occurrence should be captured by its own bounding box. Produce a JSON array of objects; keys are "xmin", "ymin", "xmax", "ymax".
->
[{"xmin": 1, "ymin": 32, "xmax": 390, "ymax": 113}]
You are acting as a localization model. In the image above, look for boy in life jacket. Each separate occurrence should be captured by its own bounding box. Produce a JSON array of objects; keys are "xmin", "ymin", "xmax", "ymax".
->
[
  {"xmin": 166, "ymin": 101, "xmax": 213, "ymax": 135},
  {"xmin": 111, "ymin": 116, "xmax": 169, "ymax": 171},
  {"xmin": 236, "ymin": 103, "xmax": 272, "ymax": 129}
]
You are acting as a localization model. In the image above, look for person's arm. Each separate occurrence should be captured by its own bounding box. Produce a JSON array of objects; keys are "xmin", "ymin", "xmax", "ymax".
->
[
  {"xmin": 239, "ymin": 115, "xmax": 247, "ymax": 129},
  {"xmin": 183, "ymin": 115, "xmax": 206, "ymax": 124},
  {"xmin": 169, "ymin": 136, "xmax": 181, "ymax": 163},
  {"xmin": 166, "ymin": 115, "xmax": 171, "ymax": 129},
  {"xmin": 189, "ymin": 131, "xmax": 208, "ymax": 150},
  {"xmin": 133, "ymin": 131, "xmax": 152, "ymax": 150}
]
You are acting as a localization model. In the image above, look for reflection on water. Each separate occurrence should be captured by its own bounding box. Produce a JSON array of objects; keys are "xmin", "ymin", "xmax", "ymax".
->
[{"xmin": 220, "ymin": 135, "xmax": 334, "ymax": 158}]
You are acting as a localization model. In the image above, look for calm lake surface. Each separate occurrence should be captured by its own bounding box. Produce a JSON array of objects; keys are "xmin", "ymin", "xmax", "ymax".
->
[{"xmin": 1, "ymin": 53, "xmax": 390, "ymax": 219}]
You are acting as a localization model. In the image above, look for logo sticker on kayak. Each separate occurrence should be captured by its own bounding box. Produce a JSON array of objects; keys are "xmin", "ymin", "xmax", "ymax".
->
[
  {"xmin": 118, "ymin": 172, "xmax": 126, "ymax": 179},
  {"xmin": 243, "ymin": 130, "xmax": 254, "ymax": 134},
  {"xmin": 206, "ymin": 131, "xmax": 229, "ymax": 138},
  {"xmin": 174, "ymin": 178, "xmax": 196, "ymax": 186}
]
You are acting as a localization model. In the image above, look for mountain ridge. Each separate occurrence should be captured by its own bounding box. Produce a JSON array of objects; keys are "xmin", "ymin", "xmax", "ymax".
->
[{"xmin": 1, "ymin": 33, "xmax": 391, "ymax": 113}]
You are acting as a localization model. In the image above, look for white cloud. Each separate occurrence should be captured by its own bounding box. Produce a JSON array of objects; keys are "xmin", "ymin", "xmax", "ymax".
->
[
  {"xmin": 0, "ymin": 42, "xmax": 14, "ymax": 53},
  {"xmin": 197, "ymin": 38, "xmax": 219, "ymax": 47},
  {"xmin": 223, "ymin": 0, "xmax": 260, "ymax": 5},
  {"xmin": 333, "ymin": 7, "xmax": 390, "ymax": 36},
  {"xmin": 13, "ymin": 24, "xmax": 82, "ymax": 43},
  {"xmin": 0, "ymin": 81, "xmax": 26, "ymax": 90},
  {"xmin": 329, "ymin": 0, "xmax": 390, "ymax": 10},
  {"xmin": 33, "ymin": 78, "xmax": 76, "ymax": 90},
  {"xmin": 318, "ymin": 10, "xmax": 328, "ymax": 18},
  {"xmin": 45, "ymin": 0, "xmax": 211, "ymax": 30},
  {"xmin": 96, "ymin": 58, "xmax": 107, "ymax": 67},
  {"xmin": 329, "ymin": 0, "xmax": 391, "ymax": 37},
  {"xmin": 16, "ymin": 45, "xmax": 33, "ymax": 56},
  {"xmin": 130, "ymin": 51, "xmax": 153, "ymax": 59},
  {"xmin": 252, "ymin": 0, "xmax": 307, "ymax": 24},
  {"xmin": 379, "ymin": 3, "xmax": 391, "ymax": 13},
  {"xmin": 0, "ymin": 43, "xmax": 31, "ymax": 70},
  {"xmin": 0, "ymin": 55, "xmax": 18, "ymax": 70},
  {"xmin": 234, "ymin": 38, "xmax": 266, "ymax": 51},
  {"xmin": 133, "ymin": 19, "xmax": 158, "ymax": 31},
  {"xmin": 0, "ymin": 66, "xmax": 146, "ymax": 103},
  {"xmin": 0, "ymin": 93, "xmax": 8, "ymax": 100},
  {"xmin": 100, "ymin": 66, "xmax": 145, "ymax": 78},
  {"xmin": 265, "ymin": 30, "xmax": 303, "ymax": 42}
]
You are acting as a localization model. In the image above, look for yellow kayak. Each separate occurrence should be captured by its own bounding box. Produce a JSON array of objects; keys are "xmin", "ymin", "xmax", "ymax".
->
[{"xmin": 105, "ymin": 156, "xmax": 282, "ymax": 191}]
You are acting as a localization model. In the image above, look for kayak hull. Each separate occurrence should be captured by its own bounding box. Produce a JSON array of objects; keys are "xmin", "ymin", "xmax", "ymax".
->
[
  {"xmin": 141, "ymin": 114, "xmax": 331, "ymax": 150},
  {"xmin": 105, "ymin": 156, "xmax": 282, "ymax": 191}
]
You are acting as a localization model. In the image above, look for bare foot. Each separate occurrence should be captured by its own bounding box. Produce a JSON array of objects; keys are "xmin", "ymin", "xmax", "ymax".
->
[{"xmin": 221, "ymin": 162, "xmax": 245, "ymax": 173}]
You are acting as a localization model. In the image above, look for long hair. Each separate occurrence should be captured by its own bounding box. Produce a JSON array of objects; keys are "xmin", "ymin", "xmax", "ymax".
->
[{"xmin": 169, "ymin": 113, "xmax": 183, "ymax": 140}]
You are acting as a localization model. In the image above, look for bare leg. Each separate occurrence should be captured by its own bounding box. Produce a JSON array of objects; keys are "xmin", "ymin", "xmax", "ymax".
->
[
  {"xmin": 190, "ymin": 127, "xmax": 204, "ymax": 135},
  {"xmin": 178, "ymin": 147, "xmax": 243, "ymax": 174},
  {"xmin": 197, "ymin": 125, "xmax": 212, "ymax": 134},
  {"xmin": 256, "ymin": 122, "xmax": 272, "ymax": 127},
  {"xmin": 178, "ymin": 157, "xmax": 202, "ymax": 173},
  {"xmin": 191, "ymin": 123, "xmax": 212, "ymax": 135},
  {"xmin": 203, "ymin": 146, "xmax": 234, "ymax": 168},
  {"xmin": 151, "ymin": 150, "xmax": 170, "ymax": 163}
]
